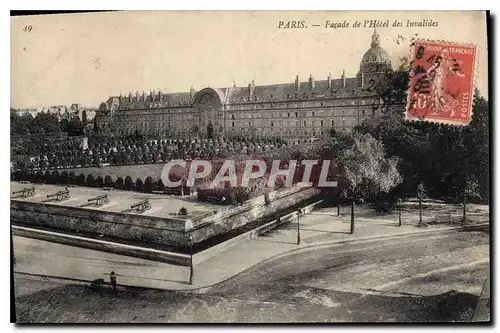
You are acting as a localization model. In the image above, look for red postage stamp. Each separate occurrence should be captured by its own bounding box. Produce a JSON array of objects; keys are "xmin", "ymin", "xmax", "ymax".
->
[{"xmin": 406, "ymin": 40, "xmax": 477, "ymax": 125}]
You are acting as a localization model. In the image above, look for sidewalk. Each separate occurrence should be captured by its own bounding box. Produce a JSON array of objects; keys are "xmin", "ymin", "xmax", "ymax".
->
[{"xmin": 13, "ymin": 208, "xmax": 489, "ymax": 292}]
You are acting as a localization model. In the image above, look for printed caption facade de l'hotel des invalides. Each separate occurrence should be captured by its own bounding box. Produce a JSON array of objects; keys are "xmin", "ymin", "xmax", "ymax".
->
[{"xmin": 95, "ymin": 29, "xmax": 396, "ymax": 139}]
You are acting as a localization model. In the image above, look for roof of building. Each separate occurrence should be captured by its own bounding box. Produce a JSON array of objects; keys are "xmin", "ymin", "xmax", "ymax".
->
[
  {"xmin": 101, "ymin": 29, "xmax": 391, "ymax": 112},
  {"xmin": 360, "ymin": 28, "xmax": 392, "ymax": 72}
]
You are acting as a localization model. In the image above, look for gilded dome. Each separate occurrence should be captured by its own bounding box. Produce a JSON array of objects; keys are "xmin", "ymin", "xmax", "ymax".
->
[{"xmin": 360, "ymin": 29, "xmax": 392, "ymax": 72}]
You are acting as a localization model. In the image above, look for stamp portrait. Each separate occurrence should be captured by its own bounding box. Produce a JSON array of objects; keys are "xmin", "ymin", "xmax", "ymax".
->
[{"xmin": 406, "ymin": 40, "xmax": 477, "ymax": 125}]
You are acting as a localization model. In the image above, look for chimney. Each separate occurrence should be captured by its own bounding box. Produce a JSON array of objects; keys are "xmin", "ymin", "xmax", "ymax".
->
[
  {"xmin": 309, "ymin": 74, "xmax": 315, "ymax": 90},
  {"xmin": 342, "ymin": 70, "xmax": 346, "ymax": 88},
  {"xmin": 327, "ymin": 72, "xmax": 332, "ymax": 89},
  {"xmin": 142, "ymin": 91, "xmax": 146, "ymax": 100},
  {"xmin": 248, "ymin": 80, "xmax": 255, "ymax": 96},
  {"xmin": 295, "ymin": 75, "xmax": 300, "ymax": 91},
  {"xmin": 158, "ymin": 90, "xmax": 162, "ymax": 100},
  {"xmin": 128, "ymin": 92, "xmax": 132, "ymax": 102},
  {"xmin": 135, "ymin": 91, "xmax": 140, "ymax": 101},
  {"xmin": 190, "ymin": 86, "xmax": 196, "ymax": 99}
]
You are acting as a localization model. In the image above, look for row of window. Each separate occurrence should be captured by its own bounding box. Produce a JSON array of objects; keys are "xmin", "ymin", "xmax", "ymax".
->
[
  {"xmin": 116, "ymin": 109, "xmax": 371, "ymax": 122},
  {"xmin": 110, "ymin": 113, "xmax": 374, "ymax": 131},
  {"xmin": 229, "ymin": 108, "xmax": 375, "ymax": 119},
  {"xmin": 111, "ymin": 97, "xmax": 383, "ymax": 116},
  {"xmin": 225, "ymin": 98, "xmax": 375, "ymax": 111},
  {"xmin": 110, "ymin": 103, "xmax": 382, "ymax": 123},
  {"xmin": 228, "ymin": 128, "xmax": 348, "ymax": 137},
  {"xmin": 116, "ymin": 127, "xmax": 348, "ymax": 138},
  {"xmin": 231, "ymin": 118, "xmax": 361, "ymax": 128}
]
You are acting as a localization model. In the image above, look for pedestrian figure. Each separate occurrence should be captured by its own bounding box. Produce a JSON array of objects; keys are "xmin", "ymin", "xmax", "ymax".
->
[{"xmin": 110, "ymin": 271, "xmax": 117, "ymax": 293}]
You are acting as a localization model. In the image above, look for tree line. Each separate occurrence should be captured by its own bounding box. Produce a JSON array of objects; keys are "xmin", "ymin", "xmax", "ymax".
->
[
  {"xmin": 11, "ymin": 169, "xmax": 188, "ymax": 194},
  {"xmin": 11, "ymin": 110, "xmax": 85, "ymax": 137}
]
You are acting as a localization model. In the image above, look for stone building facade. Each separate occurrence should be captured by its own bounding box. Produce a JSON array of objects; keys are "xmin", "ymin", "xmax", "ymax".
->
[{"xmin": 95, "ymin": 29, "xmax": 394, "ymax": 140}]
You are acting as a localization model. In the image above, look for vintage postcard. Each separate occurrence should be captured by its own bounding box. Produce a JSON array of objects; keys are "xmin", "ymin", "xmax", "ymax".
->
[{"xmin": 10, "ymin": 11, "xmax": 490, "ymax": 323}]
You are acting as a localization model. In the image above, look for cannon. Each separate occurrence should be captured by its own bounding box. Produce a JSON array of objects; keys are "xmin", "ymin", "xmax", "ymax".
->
[
  {"xmin": 46, "ymin": 188, "xmax": 70, "ymax": 201},
  {"xmin": 87, "ymin": 194, "xmax": 110, "ymax": 206},
  {"xmin": 130, "ymin": 199, "xmax": 151, "ymax": 213},
  {"xmin": 12, "ymin": 187, "xmax": 35, "ymax": 198}
]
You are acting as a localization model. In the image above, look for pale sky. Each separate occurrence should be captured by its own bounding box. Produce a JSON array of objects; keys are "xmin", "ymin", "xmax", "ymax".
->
[{"xmin": 11, "ymin": 10, "xmax": 488, "ymax": 109}]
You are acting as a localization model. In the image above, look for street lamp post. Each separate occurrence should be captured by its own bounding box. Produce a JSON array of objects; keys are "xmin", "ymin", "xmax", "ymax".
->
[
  {"xmin": 297, "ymin": 209, "xmax": 302, "ymax": 245},
  {"xmin": 417, "ymin": 183, "xmax": 426, "ymax": 227},
  {"xmin": 189, "ymin": 235, "xmax": 194, "ymax": 285},
  {"xmin": 350, "ymin": 200, "xmax": 355, "ymax": 234},
  {"xmin": 397, "ymin": 198, "xmax": 402, "ymax": 227}
]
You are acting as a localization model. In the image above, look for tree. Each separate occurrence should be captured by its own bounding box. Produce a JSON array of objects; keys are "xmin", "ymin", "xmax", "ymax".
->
[
  {"xmin": 60, "ymin": 171, "xmax": 69, "ymax": 184},
  {"xmin": 462, "ymin": 178, "xmax": 481, "ymax": 223},
  {"xmin": 464, "ymin": 89, "xmax": 489, "ymax": 201},
  {"xmin": 68, "ymin": 171, "xmax": 76, "ymax": 184},
  {"xmin": 95, "ymin": 176, "xmax": 104, "ymax": 188},
  {"xmin": 135, "ymin": 178, "xmax": 144, "ymax": 192},
  {"xmin": 76, "ymin": 173, "xmax": 85, "ymax": 186},
  {"xmin": 144, "ymin": 177, "xmax": 154, "ymax": 193},
  {"xmin": 124, "ymin": 176, "xmax": 133, "ymax": 190},
  {"xmin": 86, "ymin": 174, "xmax": 95, "ymax": 187},
  {"xmin": 36, "ymin": 170, "xmax": 44, "ymax": 183},
  {"xmin": 64, "ymin": 118, "xmax": 84, "ymax": 136},
  {"xmin": 51, "ymin": 170, "xmax": 59, "ymax": 184},
  {"xmin": 331, "ymin": 132, "xmax": 402, "ymax": 234},
  {"xmin": 104, "ymin": 175, "xmax": 114, "ymax": 188},
  {"xmin": 156, "ymin": 178, "xmax": 165, "ymax": 192},
  {"xmin": 416, "ymin": 182, "xmax": 427, "ymax": 227},
  {"xmin": 115, "ymin": 177, "xmax": 124, "ymax": 190},
  {"xmin": 179, "ymin": 207, "xmax": 188, "ymax": 215},
  {"xmin": 354, "ymin": 79, "xmax": 489, "ymax": 204}
]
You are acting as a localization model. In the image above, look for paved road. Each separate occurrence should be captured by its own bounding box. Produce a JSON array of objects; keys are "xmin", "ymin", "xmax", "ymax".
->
[{"xmin": 14, "ymin": 229, "xmax": 489, "ymax": 323}]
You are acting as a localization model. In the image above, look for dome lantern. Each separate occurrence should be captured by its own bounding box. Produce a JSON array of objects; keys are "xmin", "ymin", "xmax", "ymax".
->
[
  {"xmin": 371, "ymin": 27, "xmax": 380, "ymax": 48},
  {"xmin": 359, "ymin": 28, "xmax": 392, "ymax": 74}
]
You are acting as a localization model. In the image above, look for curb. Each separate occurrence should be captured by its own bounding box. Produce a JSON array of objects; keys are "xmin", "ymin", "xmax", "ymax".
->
[
  {"xmin": 12, "ymin": 225, "xmax": 191, "ymax": 267},
  {"xmin": 14, "ymin": 222, "xmax": 488, "ymax": 293},
  {"xmin": 189, "ymin": 222, "xmax": 489, "ymax": 293}
]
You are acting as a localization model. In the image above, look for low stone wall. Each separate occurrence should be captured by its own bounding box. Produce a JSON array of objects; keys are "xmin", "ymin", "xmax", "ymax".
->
[
  {"xmin": 187, "ymin": 186, "xmax": 317, "ymax": 244},
  {"xmin": 193, "ymin": 199, "xmax": 323, "ymax": 264},
  {"xmin": 11, "ymin": 185, "xmax": 318, "ymax": 248},
  {"xmin": 11, "ymin": 200, "xmax": 190, "ymax": 247},
  {"xmin": 12, "ymin": 225, "xmax": 190, "ymax": 266}
]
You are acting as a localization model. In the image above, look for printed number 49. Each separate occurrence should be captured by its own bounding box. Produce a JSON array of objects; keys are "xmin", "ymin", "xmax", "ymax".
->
[{"xmin": 23, "ymin": 25, "xmax": 32, "ymax": 33}]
